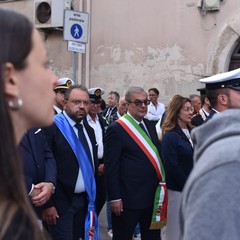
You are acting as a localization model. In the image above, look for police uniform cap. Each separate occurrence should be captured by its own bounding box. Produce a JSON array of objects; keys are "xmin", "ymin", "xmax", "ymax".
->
[
  {"xmin": 197, "ymin": 87, "xmax": 206, "ymax": 96},
  {"xmin": 54, "ymin": 78, "xmax": 74, "ymax": 91},
  {"xmin": 88, "ymin": 87, "xmax": 105, "ymax": 103},
  {"xmin": 199, "ymin": 68, "xmax": 240, "ymax": 91}
]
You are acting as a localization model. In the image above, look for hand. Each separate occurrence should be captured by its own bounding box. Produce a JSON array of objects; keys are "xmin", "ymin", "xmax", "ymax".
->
[
  {"xmin": 29, "ymin": 187, "xmax": 41, "ymax": 198},
  {"xmin": 42, "ymin": 207, "xmax": 59, "ymax": 225},
  {"xmin": 31, "ymin": 182, "xmax": 54, "ymax": 207},
  {"xmin": 110, "ymin": 200, "xmax": 123, "ymax": 216},
  {"xmin": 98, "ymin": 164, "xmax": 105, "ymax": 175}
]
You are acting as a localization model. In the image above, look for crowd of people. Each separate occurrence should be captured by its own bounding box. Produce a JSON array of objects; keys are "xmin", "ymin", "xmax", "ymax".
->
[{"xmin": 2, "ymin": 7, "xmax": 240, "ymax": 240}]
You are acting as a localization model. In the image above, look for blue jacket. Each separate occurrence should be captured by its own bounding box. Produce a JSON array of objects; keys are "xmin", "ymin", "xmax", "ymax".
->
[
  {"xmin": 19, "ymin": 128, "xmax": 57, "ymax": 217},
  {"xmin": 161, "ymin": 125, "xmax": 193, "ymax": 192}
]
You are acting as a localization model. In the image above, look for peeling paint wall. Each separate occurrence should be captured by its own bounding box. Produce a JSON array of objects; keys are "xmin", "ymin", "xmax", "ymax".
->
[
  {"xmin": 2, "ymin": 0, "xmax": 240, "ymax": 105},
  {"xmin": 91, "ymin": 44, "xmax": 205, "ymax": 103},
  {"xmin": 90, "ymin": 0, "xmax": 240, "ymax": 104}
]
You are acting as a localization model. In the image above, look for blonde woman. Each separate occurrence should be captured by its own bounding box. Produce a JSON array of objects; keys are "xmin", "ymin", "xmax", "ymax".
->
[{"xmin": 161, "ymin": 95, "xmax": 194, "ymax": 240}]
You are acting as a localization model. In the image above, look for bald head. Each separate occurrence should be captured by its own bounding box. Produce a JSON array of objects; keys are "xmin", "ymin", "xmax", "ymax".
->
[{"xmin": 118, "ymin": 96, "xmax": 127, "ymax": 116}]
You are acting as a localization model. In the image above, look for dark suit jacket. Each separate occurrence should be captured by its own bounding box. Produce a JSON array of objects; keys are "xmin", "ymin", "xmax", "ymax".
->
[
  {"xmin": 84, "ymin": 113, "xmax": 109, "ymax": 163},
  {"xmin": 108, "ymin": 112, "xmax": 119, "ymax": 125},
  {"xmin": 19, "ymin": 128, "xmax": 57, "ymax": 217},
  {"xmin": 83, "ymin": 114, "xmax": 109, "ymax": 214},
  {"xmin": 191, "ymin": 114, "xmax": 204, "ymax": 127},
  {"xmin": 102, "ymin": 106, "xmax": 118, "ymax": 120},
  {"xmin": 204, "ymin": 109, "xmax": 217, "ymax": 123},
  {"xmin": 104, "ymin": 118, "xmax": 161, "ymax": 209},
  {"xmin": 161, "ymin": 125, "xmax": 193, "ymax": 192},
  {"xmin": 43, "ymin": 115, "xmax": 99, "ymax": 216}
]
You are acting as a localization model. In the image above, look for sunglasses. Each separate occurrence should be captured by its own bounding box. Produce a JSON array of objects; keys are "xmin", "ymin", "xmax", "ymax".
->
[{"xmin": 128, "ymin": 100, "xmax": 151, "ymax": 107}]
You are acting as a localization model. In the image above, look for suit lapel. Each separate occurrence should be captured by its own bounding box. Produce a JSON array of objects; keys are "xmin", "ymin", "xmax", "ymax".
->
[
  {"xmin": 20, "ymin": 133, "xmax": 32, "ymax": 153},
  {"xmin": 143, "ymin": 119, "xmax": 157, "ymax": 143},
  {"xmin": 28, "ymin": 129, "xmax": 41, "ymax": 167},
  {"xmin": 83, "ymin": 121, "xmax": 99, "ymax": 172}
]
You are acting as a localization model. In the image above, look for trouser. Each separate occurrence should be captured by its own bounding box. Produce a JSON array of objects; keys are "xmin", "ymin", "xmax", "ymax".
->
[
  {"xmin": 112, "ymin": 207, "xmax": 160, "ymax": 240},
  {"xmin": 49, "ymin": 193, "xmax": 88, "ymax": 240}
]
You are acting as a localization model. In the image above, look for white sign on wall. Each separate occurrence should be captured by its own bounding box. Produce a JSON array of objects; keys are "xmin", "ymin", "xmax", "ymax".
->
[
  {"xmin": 64, "ymin": 10, "xmax": 88, "ymax": 43},
  {"xmin": 68, "ymin": 41, "xmax": 86, "ymax": 53}
]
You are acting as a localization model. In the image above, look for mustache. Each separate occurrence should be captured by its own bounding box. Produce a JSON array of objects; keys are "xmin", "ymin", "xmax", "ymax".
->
[{"xmin": 76, "ymin": 109, "xmax": 86, "ymax": 114}]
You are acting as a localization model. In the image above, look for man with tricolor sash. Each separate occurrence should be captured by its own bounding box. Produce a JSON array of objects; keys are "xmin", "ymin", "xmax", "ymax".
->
[{"xmin": 104, "ymin": 86, "xmax": 167, "ymax": 240}]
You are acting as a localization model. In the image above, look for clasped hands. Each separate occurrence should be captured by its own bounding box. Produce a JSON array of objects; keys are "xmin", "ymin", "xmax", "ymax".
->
[{"xmin": 30, "ymin": 182, "xmax": 54, "ymax": 207}]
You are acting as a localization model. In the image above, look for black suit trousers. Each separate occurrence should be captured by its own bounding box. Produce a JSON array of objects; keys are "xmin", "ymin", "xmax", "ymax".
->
[{"xmin": 112, "ymin": 207, "xmax": 160, "ymax": 240}]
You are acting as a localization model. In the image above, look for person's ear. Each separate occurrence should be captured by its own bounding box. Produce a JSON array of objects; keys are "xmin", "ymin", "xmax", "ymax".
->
[
  {"xmin": 3, "ymin": 62, "xmax": 19, "ymax": 99},
  {"xmin": 204, "ymin": 97, "xmax": 210, "ymax": 106},
  {"xmin": 218, "ymin": 94, "xmax": 228, "ymax": 106},
  {"xmin": 62, "ymin": 99, "xmax": 68, "ymax": 110}
]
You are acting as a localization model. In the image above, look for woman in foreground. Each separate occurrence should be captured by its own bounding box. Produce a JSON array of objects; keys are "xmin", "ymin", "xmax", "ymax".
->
[{"xmin": 0, "ymin": 9, "xmax": 57, "ymax": 239}]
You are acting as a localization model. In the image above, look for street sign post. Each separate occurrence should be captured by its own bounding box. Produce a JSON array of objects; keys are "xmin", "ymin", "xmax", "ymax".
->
[
  {"xmin": 68, "ymin": 41, "xmax": 86, "ymax": 54},
  {"xmin": 64, "ymin": 10, "xmax": 89, "ymax": 43}
]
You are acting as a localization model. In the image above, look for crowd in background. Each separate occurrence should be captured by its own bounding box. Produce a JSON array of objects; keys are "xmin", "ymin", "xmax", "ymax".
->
[{"xmin": 2, "ymin": 7, "xmax": 240, "ymax": 240}]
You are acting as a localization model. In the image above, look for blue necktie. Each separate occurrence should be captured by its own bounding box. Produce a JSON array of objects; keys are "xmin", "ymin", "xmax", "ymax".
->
[{"xmin": 75, "ymin": 123, "xmax": 93, "ymax": 168}]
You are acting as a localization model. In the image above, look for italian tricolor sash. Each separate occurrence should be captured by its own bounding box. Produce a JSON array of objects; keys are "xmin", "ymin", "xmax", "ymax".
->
[{"xmin": 117, "ymin": 114, "xmax": 168, "ymax": 229}]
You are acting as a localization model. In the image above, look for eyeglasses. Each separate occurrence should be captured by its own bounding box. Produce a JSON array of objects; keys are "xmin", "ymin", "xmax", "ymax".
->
[
  {"xmin": 90, "ymin": 102, "xmax": 101, "ymax": 106},
  {"xmin": 68, "ymin": 99, "xmax": 90, "ymax": 106},
  {"xmin": 182, "ymin": 107, "xmax": 194, "ymax": 113},
  {"xmin": 149, "ymin": 94, "xmax": 157, "ymax": 97},
  {"xmin": 128, "ymin": 99, "xmax": 151, "ymax": 107}
]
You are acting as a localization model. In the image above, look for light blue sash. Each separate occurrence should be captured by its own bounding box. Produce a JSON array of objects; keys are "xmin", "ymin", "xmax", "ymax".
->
[{"xmin": 54, "ymin": 114, "xmax": 99, "ymax": 240}]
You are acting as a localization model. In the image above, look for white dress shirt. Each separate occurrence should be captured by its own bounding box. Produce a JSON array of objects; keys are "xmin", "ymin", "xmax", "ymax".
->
[
  {"xmin": 63, "ymin": 111, "xmax": 94, "ymax": 193},
  {"xmin": 86, "ymin": 114, "xmax": 104, "ymax": 159},
  {"xmin": 53, "ymin": 105, "xmax": 62, "ymax": 114},
  {"xmin": 145, "ymin": 102, "xmax": 165, "ymax": 121}
]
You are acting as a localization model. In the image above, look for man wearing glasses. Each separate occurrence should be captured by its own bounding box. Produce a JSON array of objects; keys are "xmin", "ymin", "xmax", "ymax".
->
[
  {"xmin": 42, "ymin": 85, "xmax": 99, "ymax": 240},
  {"xmin": 104, "ymin": 87, "xmax": 166, "ymax": 240}
]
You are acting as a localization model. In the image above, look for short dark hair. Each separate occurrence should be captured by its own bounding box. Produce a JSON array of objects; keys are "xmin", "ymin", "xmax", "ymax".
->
[
  {"xmin": 148, "ymin": 88, "xmax": 159, "ymax": 96},
  {"xmin": 64, "ymin": 85, "xmax": 89, "ymax": 100},
  {"xmin": 109, "ymin": 91, "xmax": 120, "ymax": 102},
  {"xmin": 100, "ymin": 99, "xmax": 106, "ymax": 111},
  {"xmin": 207, "ymin": 88, "xmax": 229, "ymax": 108}
]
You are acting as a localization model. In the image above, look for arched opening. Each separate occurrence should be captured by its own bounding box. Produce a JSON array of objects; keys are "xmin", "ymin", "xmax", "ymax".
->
[
  {"xmin": 206, "ymin": 14, "xmax": 240, "ymax": 75},
  {"xmin": 229, "ymin": 41, "xmax": 240, "ymax": 70}
]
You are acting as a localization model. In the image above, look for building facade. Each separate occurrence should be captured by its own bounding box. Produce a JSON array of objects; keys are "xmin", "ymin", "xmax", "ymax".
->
[{"xmin": 1, "ymin": 0, "xmax": 240, "ymax": 104}]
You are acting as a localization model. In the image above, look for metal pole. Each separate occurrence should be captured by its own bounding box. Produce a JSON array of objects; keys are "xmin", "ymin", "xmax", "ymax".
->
[
  {"xmin": 73, "ymin": 52, "xmax": 77, "ymax": 83},
  {"xmin": 65, "ymin": 0, "xmax": 77, "ymax": 83}
]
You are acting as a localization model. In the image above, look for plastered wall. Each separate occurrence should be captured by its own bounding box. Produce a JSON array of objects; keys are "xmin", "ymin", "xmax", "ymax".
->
[{"xmin": 1, "ymin": 0, "xmax": 240, "ymax": 104}]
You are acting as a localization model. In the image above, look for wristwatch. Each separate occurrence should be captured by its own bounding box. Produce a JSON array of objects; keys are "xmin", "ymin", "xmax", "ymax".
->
[{"xmin": 50, "ymin": 183, "xmax": 55, "ymax": 194}]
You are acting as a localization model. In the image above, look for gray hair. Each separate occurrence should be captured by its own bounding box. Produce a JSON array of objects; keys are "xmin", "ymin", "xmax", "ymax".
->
[{"xmin": 125, "ymin": 87, "xmax": 146, "ymax": 102}]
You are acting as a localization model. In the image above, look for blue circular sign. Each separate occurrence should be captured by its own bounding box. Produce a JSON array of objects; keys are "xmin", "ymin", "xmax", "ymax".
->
[{"xmin": 70, "ymin": 24, "xmax": 83, "ymax": 39}]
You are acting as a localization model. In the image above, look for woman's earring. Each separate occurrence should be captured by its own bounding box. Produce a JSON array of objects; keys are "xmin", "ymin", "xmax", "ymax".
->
[{"xmin": 8, "ymin": 97, "xmax": 23, "ymax": 111}]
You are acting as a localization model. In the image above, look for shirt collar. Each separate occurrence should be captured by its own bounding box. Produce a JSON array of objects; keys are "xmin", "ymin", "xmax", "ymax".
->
[
  {"xmin": 63, "ymin": 111, "xmax": 83, "ymax": 127},
  {"xmin": 127, "ymin": 112, "xmax": 144, "ymax": 125},
  {"xmin": 53, "ymin": 105, "xmax": 62, "ymax": 114},
  {"xmin": 86, "ymin": 113, "xmax": 99, "ymax": 122}
]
